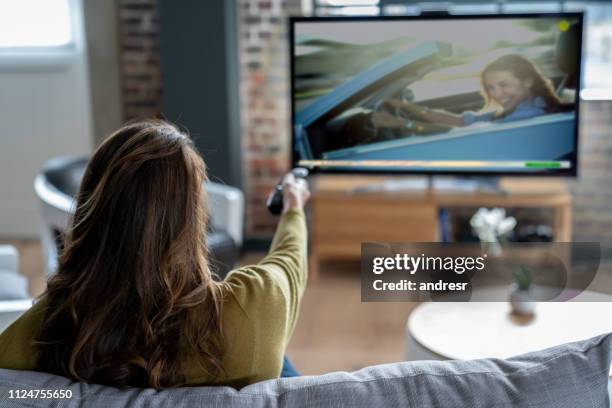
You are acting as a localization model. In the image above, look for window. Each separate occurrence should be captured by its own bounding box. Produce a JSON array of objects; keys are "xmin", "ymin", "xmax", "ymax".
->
[
  {"xmin": 0, "ymin": 0, "xmax": 73, "ymax": 49},
  {"xmin": 566, "ymin": 2, "xmax": 612, "ymax": 99}
]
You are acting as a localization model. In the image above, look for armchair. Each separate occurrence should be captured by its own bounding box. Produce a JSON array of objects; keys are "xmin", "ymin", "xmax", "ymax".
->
[{"xmin": 34, "ymin": 156, "xmax": 244, "ymax": 278}]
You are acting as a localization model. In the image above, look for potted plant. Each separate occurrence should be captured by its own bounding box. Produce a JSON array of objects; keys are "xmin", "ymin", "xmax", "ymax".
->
[
  {"xmin": 470, "ymin": 209, "xmax": 537, "ymax": 317},
  {"xmin": 509, "ymin": 265, "xmax": 536, "ymax": 316}
]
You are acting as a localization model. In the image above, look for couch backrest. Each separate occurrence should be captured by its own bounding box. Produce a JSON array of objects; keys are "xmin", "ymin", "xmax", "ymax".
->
[{"xmin": 0, "ymin": 333, "xmax": 611, "ymax": 407}]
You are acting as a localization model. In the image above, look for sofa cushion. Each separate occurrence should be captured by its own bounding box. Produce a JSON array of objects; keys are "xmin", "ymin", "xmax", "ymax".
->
[{"xmin": 0, "ymin": 333, "xmax": 610, "ymax": 407}]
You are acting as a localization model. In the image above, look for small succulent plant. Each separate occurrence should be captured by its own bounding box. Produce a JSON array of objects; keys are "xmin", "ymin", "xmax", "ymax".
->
[{"xmin": 512, "ymin": 265, "xmax": 533, "ymax": 291}]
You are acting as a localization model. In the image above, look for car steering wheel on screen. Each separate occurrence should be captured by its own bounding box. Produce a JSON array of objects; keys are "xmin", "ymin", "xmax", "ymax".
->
[
  {"xmin": 365, "ymin": 88, "xmax": 418, "ymax": 139},
  {"xmin": 398, "ymin": 87, "xmax": 416, "ymax": 114},
  {"xmin": 376, "ymin": 88, "xmax": 416, "ymax": 119},
  {"xmin": 398, "ymin": 88, "xmax": 454, "ymax": 134},
  {"xmin": 367, "ymin": 88, "xmax": 453, "ymax": 140}
]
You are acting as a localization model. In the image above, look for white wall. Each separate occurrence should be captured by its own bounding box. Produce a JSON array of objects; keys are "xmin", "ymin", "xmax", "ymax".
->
[{"xmin": 0, "ymin": 0, "xmax": 93, "ymax": 238}]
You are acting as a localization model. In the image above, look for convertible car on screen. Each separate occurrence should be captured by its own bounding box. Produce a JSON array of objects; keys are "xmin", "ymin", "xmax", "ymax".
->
[{"xmin": 293, "ymin": 41, "xmax": 576, "ymax": 172}]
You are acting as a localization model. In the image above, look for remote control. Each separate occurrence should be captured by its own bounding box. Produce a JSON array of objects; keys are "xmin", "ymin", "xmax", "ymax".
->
[{"xmin": 266, "ymin": 168, "xmax": 309, "ymax": 215}]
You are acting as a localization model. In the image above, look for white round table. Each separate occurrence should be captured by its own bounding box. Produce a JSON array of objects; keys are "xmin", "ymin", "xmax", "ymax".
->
[{"xmin": 406, "ymin": 288, "xmax": 612, "ymax": 364}]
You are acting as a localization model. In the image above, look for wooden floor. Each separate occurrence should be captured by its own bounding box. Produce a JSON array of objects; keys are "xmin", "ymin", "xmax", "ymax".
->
[
  {"xmin": 286, "ymin": 267, "xmax": 417, "ymax": 374},
  {"xmin": 0, "ymin": 241, "xmax": 416, "ymax": 375}
]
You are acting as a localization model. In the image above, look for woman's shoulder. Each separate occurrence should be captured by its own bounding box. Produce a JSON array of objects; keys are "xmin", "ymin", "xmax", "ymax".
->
[
  {"xmin": 220, "ymin": 266, "xmax": 295, "ymax": 341},
  {"xmin": 0, "ymin": 298, "xmax": 47, "ymax": 340},
  {"xmin": 222, "ymin": 266, "xmax": 290, "ymax": 311},
  {"xmin": 215, "ymin": 269, "xmax": 292, "ymax": 365},
  {"xmin": 0, "ymin": 298, "xmax": 46, "ymax": 370},
  {"xmin": 502, "ymin": 97, "xmax": 548, "ymax": 121}
]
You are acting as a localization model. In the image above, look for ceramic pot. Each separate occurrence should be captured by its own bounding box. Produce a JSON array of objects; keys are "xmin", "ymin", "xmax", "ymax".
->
[{"xmin": 509, "ymin": 285, "xmax": 536, "ymax": 316}]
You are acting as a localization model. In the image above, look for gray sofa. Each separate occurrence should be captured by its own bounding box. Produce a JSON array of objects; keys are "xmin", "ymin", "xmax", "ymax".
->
[{"xmin": 0, "ymin": 333, "xmax": 610, "ymax": 407}]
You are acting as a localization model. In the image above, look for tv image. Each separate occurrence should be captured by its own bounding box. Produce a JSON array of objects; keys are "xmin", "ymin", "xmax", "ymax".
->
[{"xmin": 290, "ymin": 14, "xmax": 583, "ymax": 175}]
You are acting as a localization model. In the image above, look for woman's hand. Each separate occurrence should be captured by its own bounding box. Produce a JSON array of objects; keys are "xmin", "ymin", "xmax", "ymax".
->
[
  {"xmin": 381, "ymin": 98, "xmax": 406, "ymax": 110},
  {"xmin": 282, "ymin": 172, "xmax": 311, "ymax": 213},
  {"xmin": 379, "ymin": 98, "xmax": 464, "ymax": 127},
  {"xmin": 371, "ymin": 111, "xmax": 406, "ymax": 128}
]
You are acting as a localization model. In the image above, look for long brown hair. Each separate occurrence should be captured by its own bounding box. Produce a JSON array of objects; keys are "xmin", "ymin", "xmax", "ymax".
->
[
  {"xmin": 480, "ymin": 54, "xmax": 562, "ymax": 116},
  {"xmin": 35, "ymin": 120, "xmax": 224, "ymax": 389}
]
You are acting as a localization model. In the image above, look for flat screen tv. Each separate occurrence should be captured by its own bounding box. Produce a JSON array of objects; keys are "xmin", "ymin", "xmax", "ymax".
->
[{"xmin": 290, "ymin": 13, "xmax": 583, "ymax": 176}]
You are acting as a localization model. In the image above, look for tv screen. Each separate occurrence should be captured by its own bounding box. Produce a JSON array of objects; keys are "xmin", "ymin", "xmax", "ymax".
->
[{"xmin": 290, "ymin": 13, "xmax": 583, "ymax": 175}]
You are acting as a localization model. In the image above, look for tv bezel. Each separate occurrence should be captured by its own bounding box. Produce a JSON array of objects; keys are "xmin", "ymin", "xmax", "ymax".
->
[{"xmin": 289, "ymin": 12, "xmax": 584, "ymax": 177}]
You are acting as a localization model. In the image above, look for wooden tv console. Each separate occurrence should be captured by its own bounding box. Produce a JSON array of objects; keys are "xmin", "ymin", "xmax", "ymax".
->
[{"xmin": 307, "ymin": 175, "xmax": 572, "ymax": 282}]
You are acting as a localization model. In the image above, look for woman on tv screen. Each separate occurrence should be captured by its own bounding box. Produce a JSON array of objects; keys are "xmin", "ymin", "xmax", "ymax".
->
[{"xmin": 371, "ymin": 54, "xmax": 564, "ymax": 130}]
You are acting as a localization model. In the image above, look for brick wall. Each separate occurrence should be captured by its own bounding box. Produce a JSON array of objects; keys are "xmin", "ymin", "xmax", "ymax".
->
[
  {"xmin": 115, "ymin": 1, "xmax": 612, "ymax": 243},
  {"xmin": 117, "ymin": 0, "xmax": 162, "ymax": 121},
  {"xmin": 116, "ymin": 0, "xmax": 300, "ymax": 238},
  {"xmin": 237, "ymin": 0, "xmax": 303, "ymax": 236},
  {"xmin": 569, "ymin": 101, "xmax": 612, "ymax": 243}
]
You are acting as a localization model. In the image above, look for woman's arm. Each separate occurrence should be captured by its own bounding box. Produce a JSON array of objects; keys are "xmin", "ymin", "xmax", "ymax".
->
[
  {"xmin": 202, "ymin": 175, "xmax": 309, "ymax": 383},
  {"xmin": 224, "ymin": 174, "xmax": 310, "ymax": 337},
  {"xmin": 258, "ymin": 174, "xmax": 310, "ymax": 320},
  {"xmin": 382, "ymin": 99, "xmax": 465, "ymax": 128},
  {"xmin": 259, "ymin": 208, "xmax": 308, "ymax": 299}
]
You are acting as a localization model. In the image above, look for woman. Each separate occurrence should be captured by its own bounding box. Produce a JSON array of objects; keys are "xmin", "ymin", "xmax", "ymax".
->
[
  {"xmin": 372, "ymin": 54, "xmax": 563, "ymax": 129},
  {"xmin": 0, "ymin": 120, "xmax": 310, "ymax": 389}
]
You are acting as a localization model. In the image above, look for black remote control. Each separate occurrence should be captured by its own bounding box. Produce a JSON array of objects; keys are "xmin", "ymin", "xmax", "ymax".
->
[{"xmin": 266, "ymin": 168, "xmax": 309, "ymax": 215}]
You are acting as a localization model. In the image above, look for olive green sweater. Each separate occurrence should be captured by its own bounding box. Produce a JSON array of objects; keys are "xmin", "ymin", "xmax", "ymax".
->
[{"xmin": 0, "ymin": 209, "xmax": 307, "ymax": 388}]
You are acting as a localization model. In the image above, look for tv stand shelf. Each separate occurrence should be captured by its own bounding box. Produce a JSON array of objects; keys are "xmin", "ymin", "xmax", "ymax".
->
[{"xmin": 308, "ymin": 175, "xmax": 572, "ymax": 282}]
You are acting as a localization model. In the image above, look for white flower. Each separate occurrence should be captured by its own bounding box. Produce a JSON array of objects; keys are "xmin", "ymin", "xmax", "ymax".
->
[
  {"xmin": 470, "ymin": 208, "xmax": 516, "ymax": 243},
  {"xmin": 497, "ymin": 216, "xmax": 517, "ymax": 236}
]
